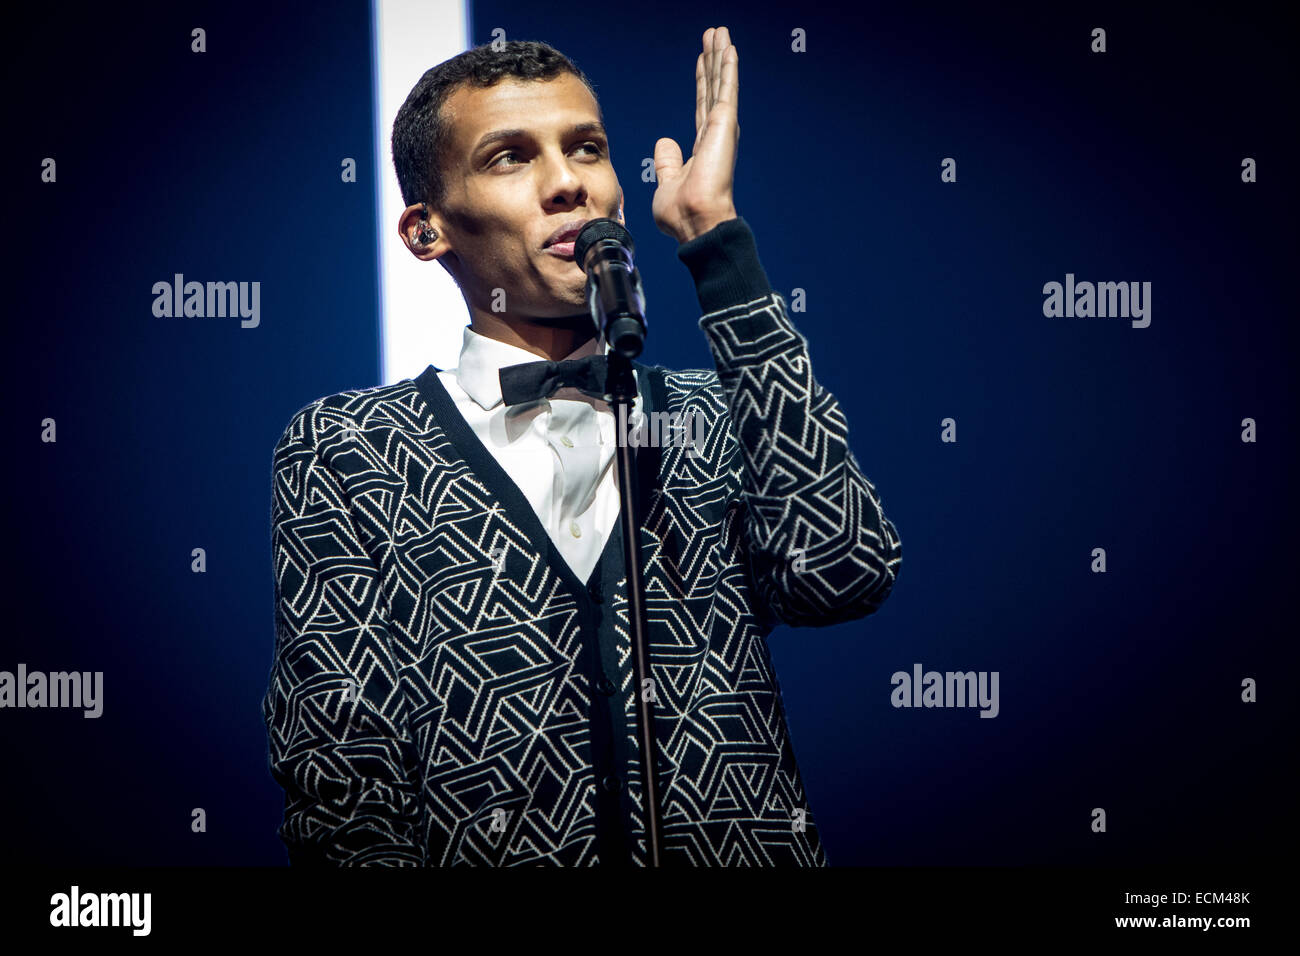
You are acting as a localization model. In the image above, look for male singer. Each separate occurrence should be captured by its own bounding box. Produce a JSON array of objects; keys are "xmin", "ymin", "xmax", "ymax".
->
[{"xmin": 262, "ymin": 29, "xmax": 902, "ymax": 866}]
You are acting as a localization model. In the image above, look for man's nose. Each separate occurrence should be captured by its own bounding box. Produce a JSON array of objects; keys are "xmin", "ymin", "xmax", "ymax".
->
[{"xmin": 538, "ymin": 148, "xmax": 586, "ymax": 204}]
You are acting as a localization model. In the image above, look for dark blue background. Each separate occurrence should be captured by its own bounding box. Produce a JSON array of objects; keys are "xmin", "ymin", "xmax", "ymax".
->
[{"xmin": 5, "ymin": 0, "xmax": 1294, "ymax": 865}]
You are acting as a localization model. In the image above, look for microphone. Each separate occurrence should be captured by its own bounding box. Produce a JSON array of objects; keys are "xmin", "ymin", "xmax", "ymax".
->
[{"xmin": 573, "ymin": 218, "xmax": 646, "ymax": 358}]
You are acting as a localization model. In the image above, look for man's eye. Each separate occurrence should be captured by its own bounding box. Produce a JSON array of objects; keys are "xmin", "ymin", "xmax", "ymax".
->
[{"xmin": 488, "ymin": 143, "xmax": 603, "ymax": 168}]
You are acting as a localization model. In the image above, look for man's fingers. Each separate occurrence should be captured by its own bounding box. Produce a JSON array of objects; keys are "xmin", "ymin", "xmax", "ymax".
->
[
  {"xmin": 720, "ymin": 45, "xmax": 738, "ymax": 118},
  {"xmin": 704, "ymin": 27, "xmax": 715, "ymax": 102},
  {"xmin": 692, "ymin": 28, "xmax": 737, "ymax": 148},
  {"xmin": 696, "ymin": 52, "xmax": 706, "ymax": 135},
  {"xmin": 712, "ymin": 27, "xmax": 728, "ymax": 108}
]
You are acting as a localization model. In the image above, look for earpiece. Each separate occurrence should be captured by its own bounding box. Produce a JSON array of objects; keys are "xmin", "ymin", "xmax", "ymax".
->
[{"xmin": 416, "ymin": 203, "xmax": 438, "ymax": 245}]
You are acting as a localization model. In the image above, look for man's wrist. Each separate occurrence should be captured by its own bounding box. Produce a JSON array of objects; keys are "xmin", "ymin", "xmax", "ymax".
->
[
  {"xmin": 677, "ymin": 206, "xmax": 739, "ymax": 244},
  {"xmin": 676, "ymin": 215, "xmax": 773, "ymax": 313}
]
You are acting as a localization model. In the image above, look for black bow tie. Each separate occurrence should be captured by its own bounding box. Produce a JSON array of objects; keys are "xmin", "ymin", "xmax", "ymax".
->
[{"xmin": 498, "ymin": 354, "xmax": 609, "ymax": 405}]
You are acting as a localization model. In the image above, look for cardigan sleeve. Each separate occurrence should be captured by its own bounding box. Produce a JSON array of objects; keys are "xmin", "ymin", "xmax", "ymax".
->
[
  {"xmin": 677, "ymin": 217, "xmax": 902, "ymax": 629},
  {"xmin": 261, "ymin": 407, "xmax": 425, "ymax": 865}
]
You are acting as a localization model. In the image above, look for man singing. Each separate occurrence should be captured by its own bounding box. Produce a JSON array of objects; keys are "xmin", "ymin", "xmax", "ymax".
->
[{"xmin": 262, "ymin": 28, "xmax": 902, "ymax": 866}]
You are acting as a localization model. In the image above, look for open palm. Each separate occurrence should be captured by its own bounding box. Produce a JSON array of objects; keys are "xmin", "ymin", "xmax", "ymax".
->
[{"xmin": 652, "ymin": 27, "xmax": 740, "ymax": 243}]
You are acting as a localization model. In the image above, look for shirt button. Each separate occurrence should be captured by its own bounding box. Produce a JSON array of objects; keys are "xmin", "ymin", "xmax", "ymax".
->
[
  {"xmin": 569, "ymin": 520, "xmax": 581, "ymax": 538},
  {"xmin": 601, "ymin": 774, "xmax": 620, "ymax": 793},
  {"xmin": 596, "ymin": 675, "xmax": 616, "ymax": 696},
  {"xmin": 587, "ymin": 580, "xmax": 603, "ymax": 603},
  {"xmin": 560, "ymin": 435, "xmax": 574, "ymax": 448}
]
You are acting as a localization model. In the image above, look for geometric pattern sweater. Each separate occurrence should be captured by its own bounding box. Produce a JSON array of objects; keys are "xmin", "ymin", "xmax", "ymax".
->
[{"xmin": 261, "ymin": 217, "xmax": 903, "ymax": 866}]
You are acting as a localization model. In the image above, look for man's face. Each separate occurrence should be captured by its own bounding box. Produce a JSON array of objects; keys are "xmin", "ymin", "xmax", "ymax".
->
[{"xmin": 430, "ymin": 73, "xmax": 623, "ymax": 321}]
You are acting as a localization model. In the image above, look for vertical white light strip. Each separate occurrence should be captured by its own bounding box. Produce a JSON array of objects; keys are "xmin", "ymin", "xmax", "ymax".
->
[{"xmin": 373, "ymin": 0, "xmax": 472, "ymax": 385}]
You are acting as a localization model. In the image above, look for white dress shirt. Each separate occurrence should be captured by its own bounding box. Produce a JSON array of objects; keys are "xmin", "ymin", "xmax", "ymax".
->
[{"xmin": 437, "ymin": 325, "xmax": 644, "ymax": 583}]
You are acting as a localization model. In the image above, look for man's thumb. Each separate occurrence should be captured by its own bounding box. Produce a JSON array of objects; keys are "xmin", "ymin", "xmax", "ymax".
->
[{"xmin": 653, "ymin": 137, "xmax": 683, "ymax": 179}]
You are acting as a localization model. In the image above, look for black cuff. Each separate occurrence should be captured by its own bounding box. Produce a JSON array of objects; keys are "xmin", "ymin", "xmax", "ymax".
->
[{"xmin": 676, "ymin": 216, "xmax": 774, "ymax": 314}]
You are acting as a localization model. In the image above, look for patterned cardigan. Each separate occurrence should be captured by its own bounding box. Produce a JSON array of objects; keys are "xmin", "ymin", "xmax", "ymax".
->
[{"xmin": 262, "ymin": 217, "xmax": 902, "ymax": 866}]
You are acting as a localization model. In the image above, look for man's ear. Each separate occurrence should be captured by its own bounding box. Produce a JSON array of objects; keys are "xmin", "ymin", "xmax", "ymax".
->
[{"xmin": 399, "ymin": 202, "xmax": 445, "ymax": 261}]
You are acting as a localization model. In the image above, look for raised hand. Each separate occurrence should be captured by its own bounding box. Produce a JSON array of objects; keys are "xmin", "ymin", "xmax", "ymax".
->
[{"xmin": 651, "ymin": 26, "xmax": 740, "ymax": 243}]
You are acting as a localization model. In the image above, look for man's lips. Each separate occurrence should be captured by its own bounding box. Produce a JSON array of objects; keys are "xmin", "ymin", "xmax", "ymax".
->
[
  {"xmin": 543, "ymin": 218, "xmax": 589, "ymax": 250},
  {"xmin": 544, "ymin": 240, "xmax": 577, "ymax": 260}
]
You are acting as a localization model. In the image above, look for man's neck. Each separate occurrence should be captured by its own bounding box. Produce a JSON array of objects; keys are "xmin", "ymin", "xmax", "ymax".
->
[{"xmin": 469, "ymin": 310, "xmax": 596, "ymax": 361}]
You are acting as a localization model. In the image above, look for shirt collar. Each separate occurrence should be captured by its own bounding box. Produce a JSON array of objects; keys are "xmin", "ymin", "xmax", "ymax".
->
[{"xmin": 455, "ymin": 324, "xmax": 606, "ymax": 411}]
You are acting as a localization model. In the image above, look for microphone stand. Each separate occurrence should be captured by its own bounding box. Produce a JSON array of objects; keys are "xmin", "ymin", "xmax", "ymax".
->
[
  {"xmin": 577, "ymin": 220, "xmax": 664, "ymax": 867},
  {"xmin": 604, "ymin": 352, "xmax": 663, "ymax": 868}
]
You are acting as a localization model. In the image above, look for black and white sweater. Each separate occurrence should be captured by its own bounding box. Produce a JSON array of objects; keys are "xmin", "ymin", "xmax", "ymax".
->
[{"xmin": 261, "ymin": 217, "xmax": 903, "ymax": 866}]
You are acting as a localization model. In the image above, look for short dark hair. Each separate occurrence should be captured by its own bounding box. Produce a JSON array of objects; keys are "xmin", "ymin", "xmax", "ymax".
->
[{"xmin": 391, "ymin": 40, "xmax": 601, "ymax": 212}]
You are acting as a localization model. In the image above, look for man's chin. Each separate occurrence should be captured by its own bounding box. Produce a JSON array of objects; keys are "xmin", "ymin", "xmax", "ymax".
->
[
  {"xmin": 538, "ymin": 283, "xmax": 591, "ymax": 326},
  {"xmin": 527, "ymin": 308, "xmax": 591, "ymax": 330}
]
